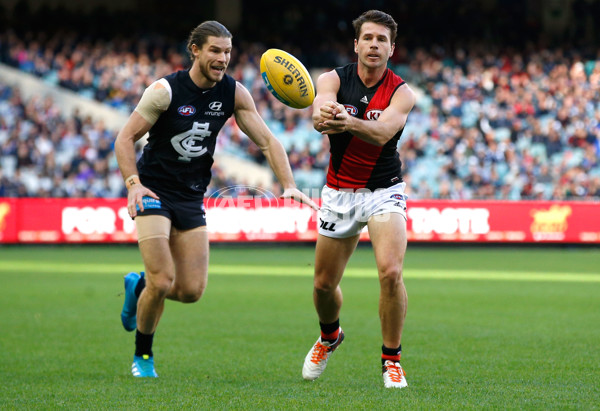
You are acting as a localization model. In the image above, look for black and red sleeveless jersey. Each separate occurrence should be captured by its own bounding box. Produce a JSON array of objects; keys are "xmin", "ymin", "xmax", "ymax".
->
[{"xmin": 326, "ymin": 63, "xmax": 405, "ymax": 190}]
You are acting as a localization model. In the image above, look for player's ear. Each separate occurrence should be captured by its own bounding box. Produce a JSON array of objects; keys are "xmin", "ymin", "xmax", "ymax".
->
[
  {"xmin": 354, "ymin": 39, "xmax": 358, "ymax": 54},
  {"xmin": 389, "ymin": 43, "xmax": 395, "ymax": 58}
]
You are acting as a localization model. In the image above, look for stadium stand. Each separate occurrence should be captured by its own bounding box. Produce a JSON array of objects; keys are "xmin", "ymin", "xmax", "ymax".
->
[{"xmin": 1, "ymin": 0, "xmax": 599, "ymax": 201}]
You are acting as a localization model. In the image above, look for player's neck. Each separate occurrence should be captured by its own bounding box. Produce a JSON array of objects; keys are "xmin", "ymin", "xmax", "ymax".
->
[
  {"xmin": 357, "ymin": 64, "xmax": 387, "ymax": 88},
  {"xmin": 188, "ymin": 65, "xmax": 216, "ymax": 89}
]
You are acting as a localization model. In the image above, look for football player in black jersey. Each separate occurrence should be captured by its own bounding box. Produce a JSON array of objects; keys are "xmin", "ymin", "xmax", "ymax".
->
[
  {"xmin": 115, "ymin": 20, "xmax": 317, "ymax": 378},
  {"xmin": 301, "ymin": 10, "xmax": 415, "ymax": 388}
]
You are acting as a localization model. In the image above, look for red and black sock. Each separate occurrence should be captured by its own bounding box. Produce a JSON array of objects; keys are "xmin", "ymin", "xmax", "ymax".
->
[
  {"xmin": 135, "ymin": 329, "xmax": 154, "ymax": 357},
  {"xmin": 382, "ymin": 344, "xmax": 401, "ymax": 365},
  {"xmin": 319, "ymin": 319, "xmax": 340, "ymax": 343}
]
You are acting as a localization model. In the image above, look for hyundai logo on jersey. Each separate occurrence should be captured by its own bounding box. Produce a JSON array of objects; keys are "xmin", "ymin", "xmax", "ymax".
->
[
  {"xmin": 208, "ymin": 101, "xmax": 222, "ymax": 111},
  {"xmin": 344, "ymin": 104, "xmax": 358, "ymax": 116},
  {"xmin": 178, "ymin": 105, "xmax": 196, "ymax": 116}
]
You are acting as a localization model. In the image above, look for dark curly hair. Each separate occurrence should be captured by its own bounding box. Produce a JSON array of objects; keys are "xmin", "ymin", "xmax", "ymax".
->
[{"xmin": 352, "ymin": 10, "xmax": 398, "ymax": 44}]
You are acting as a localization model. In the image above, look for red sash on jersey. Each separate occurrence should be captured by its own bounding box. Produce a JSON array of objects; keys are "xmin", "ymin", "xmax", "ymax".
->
[{"xmin": 327, "ymin": 69, "xmax": 404, "ymax": 190}]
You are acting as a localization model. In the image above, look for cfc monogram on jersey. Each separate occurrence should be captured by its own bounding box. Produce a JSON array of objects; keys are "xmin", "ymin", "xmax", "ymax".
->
[
  {"xmin": 171, "ymin": 121, "xmax": 212, "ymax": 161},
  {"xmin": 137, "ymin": 70, "xmax": 236, "ymax": 197},
  {"xmin": 327, "ymin": 63, "xmax": 405, "ymax": 190}
]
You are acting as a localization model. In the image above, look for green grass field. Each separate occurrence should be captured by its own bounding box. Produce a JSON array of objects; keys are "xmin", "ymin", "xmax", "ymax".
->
[{"xmin": 1, "ymin": 244, "xmax": 599, "ymax": 409}]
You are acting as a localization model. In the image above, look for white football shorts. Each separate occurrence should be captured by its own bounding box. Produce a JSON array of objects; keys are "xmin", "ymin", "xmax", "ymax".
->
[{"xmin": 318, "ymin": 183, "xmax": 408, "ymax": 238}]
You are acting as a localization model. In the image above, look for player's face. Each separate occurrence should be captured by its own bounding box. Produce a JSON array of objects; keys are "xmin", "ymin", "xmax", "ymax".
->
[
  {"xmin": 354, "ymin": 22, "xmax": 394, "ymax": 70},
  {"xmin": 193, "ymin": 36, "xmax": 232, "ymax": 83}
]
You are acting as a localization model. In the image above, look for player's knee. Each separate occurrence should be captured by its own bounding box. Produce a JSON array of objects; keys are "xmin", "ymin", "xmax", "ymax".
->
[
  {"xmin": 314, "ymin": 276, "xmax": 338, "ymax": 294},
  {"xmin": 146, "ymin": 275, "xmax": 174, "ymax": 298},
  {"xmin": 379, "ymin": 265, "xmax": 403, "ymax": 287},
  {"xmin": 176, "ymin": 283, "xmax": 206, "ymax": 303},
  {"xmin": 178, "ymin": 289, "xmax": 204, "ymax": 303}
]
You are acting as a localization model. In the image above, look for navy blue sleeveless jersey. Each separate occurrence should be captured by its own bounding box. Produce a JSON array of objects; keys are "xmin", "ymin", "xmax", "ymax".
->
[
  {"xmin": 137, "ymin": 70, "xmax": 236, "ymax": 198},
  {"xmin": 327, "ymin": 63, "xmax": 405, "ymax": 190}
]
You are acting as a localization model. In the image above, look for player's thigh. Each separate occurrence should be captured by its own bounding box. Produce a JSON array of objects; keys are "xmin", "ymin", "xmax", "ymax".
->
[
  {"xmin": 169, "ymin": 226, "xmax": 209, "ymax": 289},
  {"xmin": 136, "ymin": 215, "xmax": 175, "ymax": 284},
  {"xmin": 367, "ymin": 213, "xmax": 407, "ymax": 278},
  {"xmin": 314, "ymin": 233, "xmax": 360, "ymax": 289}
]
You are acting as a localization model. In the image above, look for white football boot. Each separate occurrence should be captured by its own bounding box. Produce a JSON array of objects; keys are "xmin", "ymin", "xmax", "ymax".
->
[
  {"xmin": 302, "ymin": 329, "xmax": 344, "ymax": 380},
  {"xmin": 382, "ymin": 360, "xmax": 408, "ymax": 388}
]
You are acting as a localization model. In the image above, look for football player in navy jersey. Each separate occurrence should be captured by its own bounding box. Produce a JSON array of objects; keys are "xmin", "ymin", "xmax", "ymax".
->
[
  {"xmin": 115, "ymin": 20, "xmax": 317, "ymax": 378},
  {"xmin": 301, "ymin": 10, "xmax": 416, "ymax": 388}
]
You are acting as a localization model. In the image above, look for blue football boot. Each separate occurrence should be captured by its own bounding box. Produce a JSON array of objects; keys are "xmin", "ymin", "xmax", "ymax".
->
[
  {"xmin": 121, "ymin": 272, "xmax": 144, "ymax": 332},
  {"xmin": 131, "ymin": 355, "xmax": 158, "ymax": 378}
]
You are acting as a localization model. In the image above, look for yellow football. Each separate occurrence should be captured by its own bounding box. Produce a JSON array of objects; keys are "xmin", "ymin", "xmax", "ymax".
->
[{"xmin": 260, "ymin": 49, "xmax": 315, "ymax": 109}]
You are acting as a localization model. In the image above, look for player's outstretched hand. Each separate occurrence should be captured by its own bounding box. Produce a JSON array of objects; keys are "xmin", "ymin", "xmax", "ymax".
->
[
  {"xmin": 127, "ymin": 184, "xmax": 159, "ymax": 218},
  {"xmin": 281, "ymin": 188, "xmax": 320, "ymax": 211}
]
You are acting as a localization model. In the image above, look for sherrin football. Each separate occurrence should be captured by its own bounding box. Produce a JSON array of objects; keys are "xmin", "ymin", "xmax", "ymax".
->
[{"xmin": 260, "ymin": 49, "xmax": 315, "ymax": 109}]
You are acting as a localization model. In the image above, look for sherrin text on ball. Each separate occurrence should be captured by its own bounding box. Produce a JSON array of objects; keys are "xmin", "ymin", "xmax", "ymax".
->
[{"xmin": 260, "ymin": 49, "xmax": 315, "ymax": 109}]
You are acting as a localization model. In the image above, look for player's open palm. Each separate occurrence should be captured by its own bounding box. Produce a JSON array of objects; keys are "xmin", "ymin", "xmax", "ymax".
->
[{"xmin": 281, "ymin": 188, "xmax": 319, "ymax": 211}]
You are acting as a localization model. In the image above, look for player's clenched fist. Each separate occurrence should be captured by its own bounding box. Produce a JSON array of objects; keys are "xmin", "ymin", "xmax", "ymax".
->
[{"xmin": 318, "ymin": 101, "xmax": 350, "ymax": 134}]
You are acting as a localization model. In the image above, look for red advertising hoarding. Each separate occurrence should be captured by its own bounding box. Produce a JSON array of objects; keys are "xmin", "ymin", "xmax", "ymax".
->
[{"xmin": 0, "ymin": 198, "xmax": 598, "ymax": 244}]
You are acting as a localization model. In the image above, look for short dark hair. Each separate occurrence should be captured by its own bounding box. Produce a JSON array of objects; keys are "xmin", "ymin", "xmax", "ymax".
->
[
  {"xmin": 187, "ymin": 21, "xmax": 232, "ymax": 61},
  {"xmin": 352, "ymin": 10, "xmax": 398, "ymax": 44}
]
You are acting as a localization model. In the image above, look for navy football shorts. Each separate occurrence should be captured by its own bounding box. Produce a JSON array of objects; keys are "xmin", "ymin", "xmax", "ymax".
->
[{"xmin": 135, "ymin": 192, "xmax": 206, "ymax": 231}]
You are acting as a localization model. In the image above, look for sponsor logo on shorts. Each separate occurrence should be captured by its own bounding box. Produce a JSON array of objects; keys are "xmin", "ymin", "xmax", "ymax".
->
[
  {"xmin": 136, "ymin": 197, "xmax": 162, "ymax": 211},
  {"xmin": 344, "ymin": 104, "xmax": 358, "ymax": 116},
  {"xmin": 178, "ymin": 105, "xmax": 196, "ymax": 116},
  {"xmin": 319, "ymin": 218, "xmax": 336, "ymax": 232},
  {"xmin": 393, "ymin": 202, "xmax": 407, "ymax": 211},
  {"xmin": 391, "ymin": 194, "xmax": 407, "ymax": 201}
]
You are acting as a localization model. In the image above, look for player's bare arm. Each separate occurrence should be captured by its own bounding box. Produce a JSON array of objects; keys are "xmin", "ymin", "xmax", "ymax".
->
[
  {"xmin": 233, "ymin": 82, "xmax": 319, "ymax": 210},
  {"xmin": 321, "ymin": 84, "xmax": 416, "ymax": 146},
  {"xmin": 312, "ymin": 70, "xmax": 342, "ymax": 133},
  {"xmin": 115, "ymin": 82, "xmax": 168, "ymax": 217}
]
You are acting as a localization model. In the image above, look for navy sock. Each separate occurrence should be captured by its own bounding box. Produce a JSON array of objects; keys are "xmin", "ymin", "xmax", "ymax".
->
[
  {"xmin": 134, "ymin": 274, "xmax": 146, "ymax": 298},
  {"xmin": 135, "ymin": 330, "xmax": 154, "ymax": 357}
]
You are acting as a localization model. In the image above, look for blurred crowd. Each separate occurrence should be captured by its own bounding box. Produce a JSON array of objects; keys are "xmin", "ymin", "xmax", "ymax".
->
[
  {"xmin": 1, "ymin": 30, "xmax": 599, "ymax": 201},
  {"xmin": 397, "ymin": 46, "xmax": 600, "ymax": 200},
  {"xmin": 0, "ymin": 31, "xmax": 183, "ymax": 113}
]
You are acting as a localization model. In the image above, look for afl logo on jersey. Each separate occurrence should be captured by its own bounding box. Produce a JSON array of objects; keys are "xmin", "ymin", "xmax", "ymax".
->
[
  {"xmin": 178, "ymin": 105, "xmax": 196, "ymax": 116},
  {"xmin": 343, "ymin": 104, "xmax": 358, "ymax": 116},
  {"xmin": 366, "ymin": 109, "xmax": 383, "ymax": 120}
]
